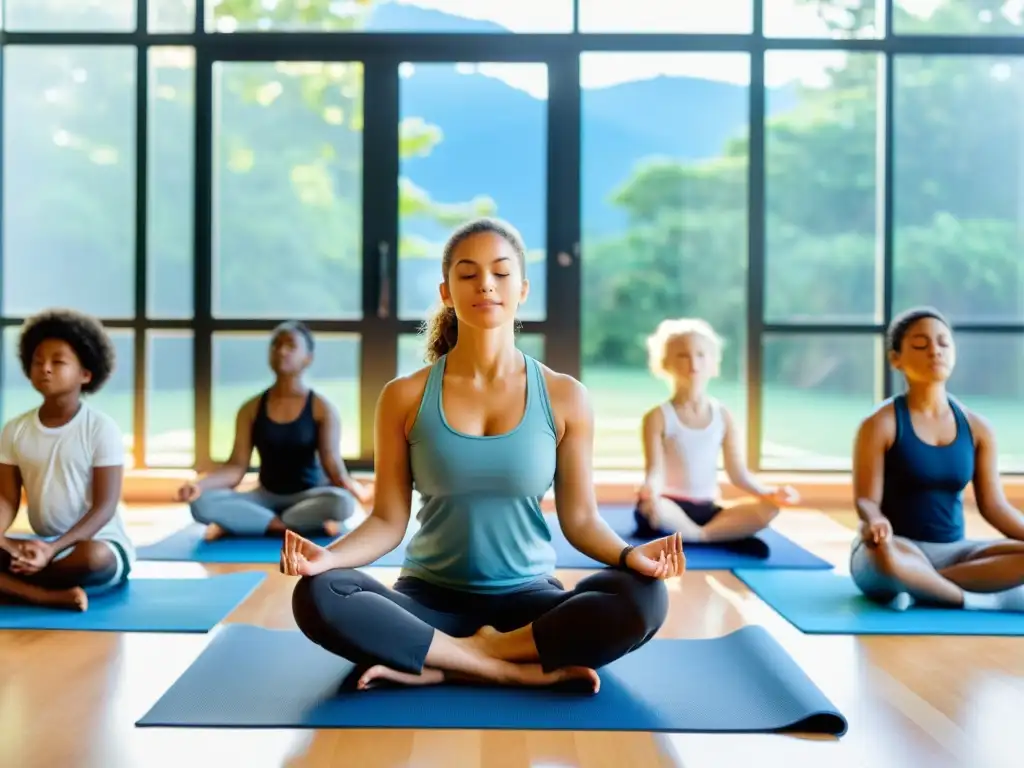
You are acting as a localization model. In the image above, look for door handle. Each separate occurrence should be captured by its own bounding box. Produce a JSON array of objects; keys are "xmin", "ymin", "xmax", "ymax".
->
[
  {"xmin": 557, "ymin": 242, "xmax": 579, "ymax": 267},
  {"xmin": 377, "ymin": 240, "xmax": 390, "ymax": 319}
]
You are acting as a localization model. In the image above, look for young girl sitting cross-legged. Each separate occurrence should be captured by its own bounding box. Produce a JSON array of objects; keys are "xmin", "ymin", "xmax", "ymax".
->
[
  {"xmin": 634, "ymin": 317, "xmax": 800, "ymax": 543},
  {"xmin": 0, "ymin": 309, "xmax": 133, "ymax": 612}
]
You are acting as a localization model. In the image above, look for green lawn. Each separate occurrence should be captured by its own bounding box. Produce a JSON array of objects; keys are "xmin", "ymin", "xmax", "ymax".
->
[{"xmin": 5, "ymin": 367, "xmax": 1024, "ymax": 471}]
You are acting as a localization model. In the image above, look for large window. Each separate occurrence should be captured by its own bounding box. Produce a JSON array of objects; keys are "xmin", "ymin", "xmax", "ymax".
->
[
  {"xmin": 397, "ymin": 61, "xmax": 548, "ymax": 322},
  {"xmin": 579, "ymin": 51, "xmax": 749, "ymax": 470},
  {"xmin": 3, "ymin": 45, "xmax": 136, "ymax": 318},
  {"xmin": 2, "ymin": 1, "xmax": 1023, "ymax": 475}
]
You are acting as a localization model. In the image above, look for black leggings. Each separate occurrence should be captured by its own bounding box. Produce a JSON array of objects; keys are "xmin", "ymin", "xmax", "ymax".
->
[{"xmin": 292, "ymin": 567, "xmax": 668, "ymax": 674}]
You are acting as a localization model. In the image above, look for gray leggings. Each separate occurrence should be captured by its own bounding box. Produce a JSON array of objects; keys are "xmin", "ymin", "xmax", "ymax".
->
[
  {"xmin": 190, "ymin": 486, "xmax": 357, "ymax": 536},
  {"xmin": 849, "ymin": 536, "xmax": 993, "ymax": 602}
]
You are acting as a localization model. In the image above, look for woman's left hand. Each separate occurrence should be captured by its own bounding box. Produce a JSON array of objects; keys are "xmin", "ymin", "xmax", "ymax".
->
[{"xmin": 626, "ymin": 532, "xmax": 686, "ymax": 580}]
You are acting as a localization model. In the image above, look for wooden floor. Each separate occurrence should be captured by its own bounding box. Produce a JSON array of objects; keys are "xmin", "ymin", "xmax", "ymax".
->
[{"xmin": 2, "ymin": 505, "xmax": 1021, "ymax": 768}]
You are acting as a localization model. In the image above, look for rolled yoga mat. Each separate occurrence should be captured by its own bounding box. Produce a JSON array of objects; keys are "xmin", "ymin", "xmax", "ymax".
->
[
  {"xmin": 138, "ymin": 505, "xmax": 832, "ymax": 571},
  {"xmin": 0, "ymin": 572, "xmax": 266, "ymax": 633},
  {"xmin": 136, "ymin": 623, "xmax": 848, "ymax": 736},
  {"xmin": 735, "ymin": 569, "xmax": 1024, "ymax": 636}
]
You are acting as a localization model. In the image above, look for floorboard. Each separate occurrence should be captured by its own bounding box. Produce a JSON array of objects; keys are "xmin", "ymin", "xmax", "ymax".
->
[{"xmin": 1, "ymin": 505, "xmax": 1020, "ymax": 768}]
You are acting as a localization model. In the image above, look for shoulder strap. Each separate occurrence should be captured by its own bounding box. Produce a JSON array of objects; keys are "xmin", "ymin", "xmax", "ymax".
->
[
  {"xmin": 891, "ymin": 394, "xmax": 908, "ymax": 442},
  {"xmin": 422, "ymin": 356, "xmax": 447, "ymax": 415},
  {"xmin": 947, "ymin": 396, "xmax": 975, "ymax": 446},
  {"xmin": 524, "ymin": 353, "xmax": 556, "ymax": 435},
  {"xmin": 659, "ymin": 401, "xmax": 678, "ymax": 436}
]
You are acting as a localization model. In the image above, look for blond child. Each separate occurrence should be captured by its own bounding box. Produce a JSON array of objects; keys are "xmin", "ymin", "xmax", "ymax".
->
[{"xmin": 635, "ymin": 318, "xmax": 799, "ymax": 542}]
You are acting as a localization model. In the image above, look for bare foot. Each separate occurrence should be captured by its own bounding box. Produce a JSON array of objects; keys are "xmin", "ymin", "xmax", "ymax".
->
[
  {"xmin": 468, "ymin": 624, "xmax": 500, "ymax": 649},
  {"xmin": 357, "ymin": 665, "xmax": 445, "ymax": 690},
  {"xmin": 506, "ymin": 664, "xmax": 600, "ymax": 693},
  {"xmin": 356, "ymin": 661, "xmax": 599, "ymax": 694},
  {"xmin": 37, "ymin": 586, "xmax": 89, "ymax": 612},
  {"xmin": 0, "ymin": 573, "xmax": 89, "ymax": 611},
  {"xmin": 265, "ymin": 519, "xmax": 288, "ymax": 538},
  {"xmin": 323, "ymin": 520, "xmax": 342, "ymax": 538},
  {"xmin": 202, "ymin": 523, "xmax": 226, "ymax": 542}
]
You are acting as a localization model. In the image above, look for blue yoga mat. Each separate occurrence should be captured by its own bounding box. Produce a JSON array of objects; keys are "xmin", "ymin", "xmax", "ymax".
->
[
  {"xmin": 735, "ymin": 569, "xmax": 1024, "ymax": 636},
  {"xmin": 137, "ymin": 623, "xmax": 847, "ymax": 735},
  {"xmin": 551, "ymin": 506, "xmax": 832, "ymax": 570},
  {"xmin": 0, "ymin": 572, "xmax": 265, "ymax": 633},
  {"xmin": 139, "ymin": 505, "xmax": 831, "ymax": 571}
]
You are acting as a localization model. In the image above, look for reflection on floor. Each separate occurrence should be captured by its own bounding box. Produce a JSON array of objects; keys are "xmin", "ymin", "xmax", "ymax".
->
[{"xmin": 1, "ymin": 504, "xmax": 1020, "ymax": 768}]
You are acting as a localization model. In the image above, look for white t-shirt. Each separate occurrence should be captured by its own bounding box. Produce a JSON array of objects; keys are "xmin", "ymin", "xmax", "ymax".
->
[{"xmin": 0, "ymin": 403, "xmax": 135, "ymax": 561}]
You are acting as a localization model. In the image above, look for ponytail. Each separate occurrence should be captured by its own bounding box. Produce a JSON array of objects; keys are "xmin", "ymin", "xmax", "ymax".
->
[
  {"xmin": 424, "ymin": 305, "xmax": 458, "ymax": 363},
  {"xmin": 421, "ymin": 216, "xmax": 525, "ymax": 364}
]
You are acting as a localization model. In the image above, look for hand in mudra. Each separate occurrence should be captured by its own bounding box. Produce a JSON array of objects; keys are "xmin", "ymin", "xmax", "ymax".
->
[
  {"xmin": 280, "ymin": 530, "xmax": 335, "ymax": 577},
  {"xmin": 627, "ymin": 532, "xmax": 686, "ymax": 580}
]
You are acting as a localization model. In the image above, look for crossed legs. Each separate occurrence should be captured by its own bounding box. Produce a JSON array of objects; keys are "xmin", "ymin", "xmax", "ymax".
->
[
  {"xmin": 640, "ymin": 496, "xmax": 780, "ymax": 543},
  {"xmin": 851, "ymin": 536, "xmax": 1024, "ymax": 610},
  {"xmin": 291, "ymin": 566, "xmax": 668, "ymax": 692},
  {"xmin": 0, "ymin": 540, "xmax": 123, "ymax": 611},
  {"xmin": 191, "ymin": 486, "xmax": 357, "ymax": 540}
]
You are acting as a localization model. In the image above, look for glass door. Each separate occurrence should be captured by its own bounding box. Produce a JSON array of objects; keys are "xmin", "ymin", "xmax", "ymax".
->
[
  {"xmin": 198, "ymin": 49, "xmax": 580, "ymax": 469},
  {"xmin": 387, "ymin": 52, "xmax": 583, "ymax": 411}
]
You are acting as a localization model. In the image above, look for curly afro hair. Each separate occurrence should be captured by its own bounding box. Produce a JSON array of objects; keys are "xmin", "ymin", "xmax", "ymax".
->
[{"xmin": 18, "ymin": 309, "xmax": 116, "ymax": 395}]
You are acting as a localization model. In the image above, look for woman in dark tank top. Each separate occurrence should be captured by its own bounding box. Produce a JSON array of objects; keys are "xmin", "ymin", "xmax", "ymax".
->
[
  {"xmin": 849, "ymin": 307, "xmax": 1024, "ymax": 612},
  {"xmin": 173, "ymin": 321, "xmax": 372, "ymax": 541}
]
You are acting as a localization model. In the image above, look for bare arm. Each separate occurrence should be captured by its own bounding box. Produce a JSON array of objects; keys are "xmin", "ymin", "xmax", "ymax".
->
[
  {"xmin": 969, "ymin": 413, "xmax": 1024, "ymax": 540},
  {"xmin": 321, "ymin": 375, "xmax": 419, "ymax": 567},
  {"xmin": 313, "ymin": 396, "xmax": 358, "ymax": 493},
  {"xmin": 51, "ymin": 465, "xmax": 123, "ymax": 554},
  {"xmin": 550, "ymin": 374, "xmax": 630, "ymax": 567},
  {"xmin": 852, "ymin": 407, "xmax": 894, "ymax": 529},
  {"xmin": 640, "ymin": 407, "xmax": 666, "ymax": 498},
  {"xmin": 195, "ymin": 400, "xmax": 256, "ymax": 491},
  {"xmin": 721, "ymin": 406, "xmax": 774, "ymax": 497},
  {"xmin": 0, "ymin": 463, "xmax": 22, "ymax": 553}
]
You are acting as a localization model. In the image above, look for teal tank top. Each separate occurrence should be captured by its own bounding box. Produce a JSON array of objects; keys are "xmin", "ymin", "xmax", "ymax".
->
[{"xmin": 401, "ymin": 352, "xmax": 558, "ymax": 593}]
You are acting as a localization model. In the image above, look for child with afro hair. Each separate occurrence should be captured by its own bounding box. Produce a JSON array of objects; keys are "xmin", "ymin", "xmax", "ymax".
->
[{"xmin": 0, "ymin": 308, "xmax": 133, "ymax": 611}]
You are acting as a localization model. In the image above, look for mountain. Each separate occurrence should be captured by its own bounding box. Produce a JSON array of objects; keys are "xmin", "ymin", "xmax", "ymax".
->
[
  {"xmin": 365, "ymin": 2, "xmax": 511, "ymax": 33},
  {"xmin": 362, "ymin": 4, "xmax": 799, "ymax": 316},
  {"xmin": 366, "ymin": 3, "xmax": 798, "ymax": 249}
]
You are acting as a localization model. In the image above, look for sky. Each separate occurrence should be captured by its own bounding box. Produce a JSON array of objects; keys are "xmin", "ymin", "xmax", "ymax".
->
[
  {"xmin": 395, "ymin": 1, "xmax": 1021, "ymax": 98},
  {"xmin": 396, "ymin": 0, "xmax": 868, "ymax": 97}
]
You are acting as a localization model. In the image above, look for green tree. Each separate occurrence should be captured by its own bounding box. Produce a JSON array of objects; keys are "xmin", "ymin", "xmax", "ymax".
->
[
  {"xmin": 583, "ymin": 0, "xmax": 1024, "ymax": 399},
  {"xmin": 8, "ymin": 0, "xmax": 491, "ymax": 323}
]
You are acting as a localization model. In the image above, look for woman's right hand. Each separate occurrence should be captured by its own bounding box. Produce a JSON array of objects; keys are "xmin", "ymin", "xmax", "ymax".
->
[
  {"xmin": 861, "ymin": 517, "xmax": 892, "ymax": 547},
  {"xmin": 280, "ymin": 530, "xmax": 336, "ymax": 577},
  {"xmin": 175, "ymin": 482, "xmax": 201, "ymax": 503}
]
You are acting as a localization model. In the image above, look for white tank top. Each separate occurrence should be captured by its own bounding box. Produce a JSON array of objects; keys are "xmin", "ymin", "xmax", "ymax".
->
[{"xmin": 659, "ymin": 399, "xmax": 725, "ymax": 501}]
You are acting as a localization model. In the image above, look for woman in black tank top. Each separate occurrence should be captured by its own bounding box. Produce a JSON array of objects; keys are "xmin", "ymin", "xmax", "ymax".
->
[
  {"xmin": 173, "ymin": 322, "xmax": 372, "ymax": 541},
  {"xmin": 850, "ymin": 307, "xmax": 1024, "ymax": 612}
]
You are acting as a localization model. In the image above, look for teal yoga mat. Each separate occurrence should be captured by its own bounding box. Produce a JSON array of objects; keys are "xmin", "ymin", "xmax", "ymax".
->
[
  {"xmin": 735, "ymin": 569, "xmax": 1024, "ymax": 636},
  {"xmin": 0, "ymin": 572, "xmax": 265, "ymax": 633}
]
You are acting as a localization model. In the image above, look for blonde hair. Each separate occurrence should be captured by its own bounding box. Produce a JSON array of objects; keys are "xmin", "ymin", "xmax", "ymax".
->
[
  {"xmin": 422, "ymin": 217, "xmax": 527, "ymax": 363},
  {"xmin": 646, "ymin": 317, "xmax": 724, "ymax": 381}
]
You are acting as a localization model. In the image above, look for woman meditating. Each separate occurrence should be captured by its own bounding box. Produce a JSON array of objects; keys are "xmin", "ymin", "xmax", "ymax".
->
[
  {"xmin": 280, "ymin": 218, "xmax": 684, "ymax": 692},
  {"xmin": 176, "ymin": 321, "xmax": 370, "ymax": 541},
  {"xmin": 635, "ymin": 317, "xmax": 799, "ymax": 543},
  {"xmin": 851, "ymin": 306, "xmax": 1024, "ymax": 612}
]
